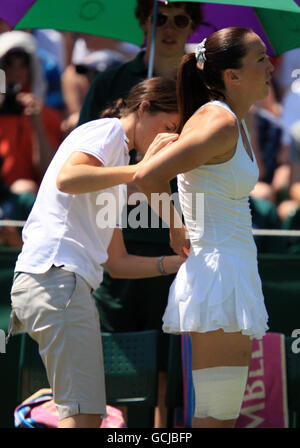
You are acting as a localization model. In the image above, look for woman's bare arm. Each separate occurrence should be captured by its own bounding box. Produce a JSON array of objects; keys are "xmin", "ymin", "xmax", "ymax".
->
[
  {"xmin": 56, "ymin": 133, "xmax": 179, "ymax": 194},
  {"xmin": 134, "ymin": 106, "xmax": 239, "ymax": 256},
  {"xmin": 134, "ymin": 106, "xmax": 239, "ymax": 191},
  {"xmin": 56, "ymin": 152, "xmax": 137, "ymax": 194},
  {"xmin": 104, "ymin": 228, "xmax": 184, "ymax": 278}
]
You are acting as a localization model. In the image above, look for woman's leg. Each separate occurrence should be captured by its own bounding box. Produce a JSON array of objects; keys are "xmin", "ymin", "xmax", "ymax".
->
[
  {"xmin": 190, "ymin": 329, "xmax": 253, "ymax": 428},
  {"xmin": 154, "ymin": 371, "xmax": 168, "ymax": 428}
]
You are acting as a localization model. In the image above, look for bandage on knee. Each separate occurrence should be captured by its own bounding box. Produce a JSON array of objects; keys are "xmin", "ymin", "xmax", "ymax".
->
[{"xmin": 192, "ymin": 366, "xmax": 248, "ymax": 420}]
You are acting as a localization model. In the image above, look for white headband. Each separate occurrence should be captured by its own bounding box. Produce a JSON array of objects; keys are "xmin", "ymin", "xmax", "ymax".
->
[{"xmin": 195, "ymin": 38, "xmax": 207, "ymax": 65}]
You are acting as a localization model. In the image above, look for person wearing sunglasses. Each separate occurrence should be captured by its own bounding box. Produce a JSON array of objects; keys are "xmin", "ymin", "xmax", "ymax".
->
[
  {"xmin": 155, "ymin": 10, "xmax": 192, "ymax": 29},
  {"xmin": 78, "ymin": 1, "xmax": 202, "ymax": 124},
  {"xmin": 77, "ymin": 1, "xmax": 203, "ymax": 428}
]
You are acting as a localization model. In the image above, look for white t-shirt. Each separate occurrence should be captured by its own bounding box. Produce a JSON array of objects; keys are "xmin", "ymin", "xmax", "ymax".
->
[{"xmin": 15, "ymin": 118, "xmax": 130, "ymax": 290}]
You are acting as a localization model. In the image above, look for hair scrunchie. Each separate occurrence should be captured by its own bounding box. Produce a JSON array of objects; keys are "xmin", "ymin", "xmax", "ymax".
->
[{"xmin": 195, "ymin": 38, "xmax": 207, "ymax": 65}]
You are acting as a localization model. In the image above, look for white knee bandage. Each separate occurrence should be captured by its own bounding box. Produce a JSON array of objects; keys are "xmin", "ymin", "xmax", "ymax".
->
[{"xmin": 192, "ymin": 366, "xmax": 248, "ymax": 420}]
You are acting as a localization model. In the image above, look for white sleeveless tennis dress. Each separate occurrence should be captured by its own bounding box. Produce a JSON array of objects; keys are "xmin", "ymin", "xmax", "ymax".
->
[{"xmin": 162, "ymin": 101, "xmax": 269, "ymax": 340}]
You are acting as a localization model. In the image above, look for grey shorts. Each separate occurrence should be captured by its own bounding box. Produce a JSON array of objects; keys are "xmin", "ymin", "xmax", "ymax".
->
[{"xmin": 10, "ymin": 266, "xmax": 106, "ymax": 420}]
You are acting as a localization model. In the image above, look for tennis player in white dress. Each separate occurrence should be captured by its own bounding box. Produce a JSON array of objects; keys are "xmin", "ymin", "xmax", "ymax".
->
[{"xmin": 135, "ymin": 27, "xmax": 274, "ymax": 428}]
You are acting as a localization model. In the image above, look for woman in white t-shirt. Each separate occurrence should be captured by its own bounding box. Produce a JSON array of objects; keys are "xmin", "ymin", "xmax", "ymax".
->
[{"xmin": 8, "ymin": 77, "xmax": 184, "ymax": 428}]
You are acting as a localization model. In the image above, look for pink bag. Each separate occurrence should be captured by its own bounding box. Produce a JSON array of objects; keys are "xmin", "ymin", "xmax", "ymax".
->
[{"xmin": 14, "ymin": 388, "xmax": 126, "ymax": 428}]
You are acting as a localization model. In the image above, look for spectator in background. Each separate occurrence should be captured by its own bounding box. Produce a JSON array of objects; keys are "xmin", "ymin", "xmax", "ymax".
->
[
  {"xmin": 0, "ymin": 164, "xmax": 35, "ymax": 249},
  {"xmin": 248, "ymin": 52, "xmax": 300, "ymax": 225},
  {"xmin": 276, "ymin": 66, "xmax": 300, "ymax": 222},
  {"xmin": 33, "ymin": 29, "xmax": 67, "ymax": 74},
  {"xmin": 277, "ymin": 119, "xmax": 300, "ymax": 223},
  {"xmin": 248, "ymin": 88, "xmax": 284, "ymax": 205},
  {"xmin": 37, "ymin": 46, "xmax": 65, "ymax": 111},
  {"xmin": 78, "ymin": 1, "xmax": 203, "ymax": 124},
  {"xmin": 0, "ymin": 31, "xmax": 62, "ymax": 194},
  {"xmin": 245, "ymin": 92, "xmax": 287, "ymax": 253},
  {"xmin": 61, "ymin": 48, "xmax": 126, "ymax": 135},
  {"xmin": 60, "ymin": 33, "xmax": 140, "ymax": 135}
]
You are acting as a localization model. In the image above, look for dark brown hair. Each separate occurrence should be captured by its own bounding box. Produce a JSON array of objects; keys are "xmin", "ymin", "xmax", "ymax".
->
[
  {"xmin": 135, "ymin": 0, "xmax": 203, "ymax": 29},
  {"xmin": 177, "ymin": 27, "xmax": 252, "ymax": 131},
  {"xmin": 100, "ymin": 76, "xmax": 177, "ymax": 119}
]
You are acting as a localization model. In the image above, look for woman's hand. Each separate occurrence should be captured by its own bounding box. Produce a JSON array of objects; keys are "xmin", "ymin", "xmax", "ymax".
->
[
  {"xmin": 139, "ymin": 132, "xmax": 179, "ymax": 165},
  {"xmin": 170, "ymin": 225, "xmax": 190, "ymax": 258},
  {"xmin": 17, "ymin": 92, "xmax": 43, "ymax": 117},
  {"xmin": 129, "ymin": 133, "xmax": 178, "ymax": 197}
]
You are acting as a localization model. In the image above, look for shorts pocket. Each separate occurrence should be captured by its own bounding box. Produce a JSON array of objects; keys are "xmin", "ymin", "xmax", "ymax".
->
[
  {"xmin": 39, "ymin": 270, "xmax": 77, "ymax": 311},
  {"xmin": 10, "ymin": 269, "xmax": 77, "ymax": 336}
]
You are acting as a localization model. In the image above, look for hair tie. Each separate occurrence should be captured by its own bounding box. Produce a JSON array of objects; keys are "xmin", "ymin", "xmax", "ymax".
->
[{"xmin": 195, "ymin": 38, "xmax": 207, "ymax": 65}]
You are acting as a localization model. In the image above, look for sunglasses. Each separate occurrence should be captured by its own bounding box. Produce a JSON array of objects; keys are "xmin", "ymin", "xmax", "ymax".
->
[{"xmin": 152, "ymin": 12, "xmax": 192, "ymax": 29}]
